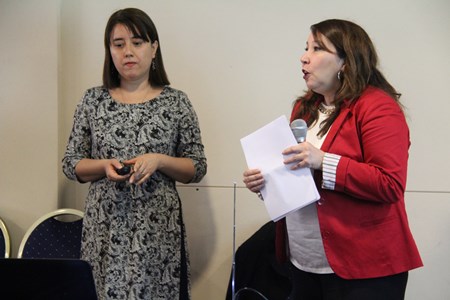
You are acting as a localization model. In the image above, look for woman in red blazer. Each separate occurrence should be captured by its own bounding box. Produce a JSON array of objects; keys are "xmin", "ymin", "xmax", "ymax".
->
[{"xmin": 243, "ymin": 19, "xmax": 422, "ymax": 300}]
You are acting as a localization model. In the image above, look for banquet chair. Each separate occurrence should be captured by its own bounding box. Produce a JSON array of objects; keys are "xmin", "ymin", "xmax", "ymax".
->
[
  {"xmin": 0, "ymin": 217, "xmax": 10, "ymax": 258},
  {"xmin": 18, "ymin": 208, "xmax": 84, "ymax": 259}
]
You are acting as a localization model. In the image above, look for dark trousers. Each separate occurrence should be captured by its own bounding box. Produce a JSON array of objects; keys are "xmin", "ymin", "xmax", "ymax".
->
[{"xmin": 288, "ymin": 265, "xmax": 408, "ymax": 300}]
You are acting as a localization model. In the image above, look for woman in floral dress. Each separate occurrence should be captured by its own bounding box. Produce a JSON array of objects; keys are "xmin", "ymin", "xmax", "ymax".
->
[{"xmin": 63, "ymin": 8, "xmax": 207, "ymax": 300}]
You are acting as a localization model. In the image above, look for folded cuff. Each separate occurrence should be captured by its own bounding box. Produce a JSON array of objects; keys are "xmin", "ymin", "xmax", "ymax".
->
[{"xmin": 322, "ymin": 153, "xmax": 341, "ymax": 190}]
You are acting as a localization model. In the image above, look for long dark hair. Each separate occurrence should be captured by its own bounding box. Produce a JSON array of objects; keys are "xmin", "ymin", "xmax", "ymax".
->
[
  {"xmin": 102, "ymin": 8, "xmax": 170, "ymax": 88},
  {"xmin": 293, "ymin": 19, "xmax": 402, "ymax": 137}
]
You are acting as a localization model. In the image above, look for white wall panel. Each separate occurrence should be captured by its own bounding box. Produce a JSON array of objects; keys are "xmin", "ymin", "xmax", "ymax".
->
[
  {"xmin": 0, "ymin": 0, "xmax": 59, "ymax": 255},
  {"xmin": 178, "ymin": 185, "xmax": 270, "ymax": 300},
  {"xmin": 405, "ymin": 192, "xmax": 450, "ymax": 299}
]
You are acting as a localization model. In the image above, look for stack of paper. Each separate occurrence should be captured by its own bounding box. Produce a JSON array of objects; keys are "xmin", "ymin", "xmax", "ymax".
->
[{"xmin": 240, "ymin": 115, "xmax": 320, "ymax": 221}]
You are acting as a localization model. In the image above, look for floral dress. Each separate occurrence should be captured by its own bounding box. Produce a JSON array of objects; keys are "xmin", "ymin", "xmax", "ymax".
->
[{"xmin": 62, "ymin": 86, "xmax": 207, "ymax": 300}]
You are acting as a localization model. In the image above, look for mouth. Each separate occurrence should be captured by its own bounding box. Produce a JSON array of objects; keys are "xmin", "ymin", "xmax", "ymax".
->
[
  {"xmin": 302, "ymin": 69, "xmax": 310, "ymax": 79},
  {"xmin": 124, "ymin": 62, "xmax": 136, "ymax": 67}
]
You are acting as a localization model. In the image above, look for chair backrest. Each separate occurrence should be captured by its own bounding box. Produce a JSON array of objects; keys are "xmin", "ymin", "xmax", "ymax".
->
[
  {"xmin": 0, "ymin": 217, "xmax": 10, "ymax": 258},
  {"xmin": 18, "ymin": 208, "xmax": 84, "ymax": 259}
]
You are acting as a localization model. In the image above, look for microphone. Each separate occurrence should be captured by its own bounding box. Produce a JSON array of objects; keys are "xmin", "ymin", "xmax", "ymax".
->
[{"xmin": 290, "ymin": 119, "xmax": 307, "ymax": 143}]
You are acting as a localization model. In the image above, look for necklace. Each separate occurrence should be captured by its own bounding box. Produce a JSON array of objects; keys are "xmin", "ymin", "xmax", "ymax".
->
[{"xmin": 318, "ymin": 102, "xmax": 335, "ymax": 115}]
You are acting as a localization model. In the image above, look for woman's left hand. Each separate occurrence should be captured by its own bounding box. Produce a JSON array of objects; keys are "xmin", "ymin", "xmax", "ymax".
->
[
  {"xmin": 282, "ymin": 142, "xmax": 325, "ymax": 170},
  {"xmin": 124, "ymin": 153, "xmax": 162, "ymax": 185}
]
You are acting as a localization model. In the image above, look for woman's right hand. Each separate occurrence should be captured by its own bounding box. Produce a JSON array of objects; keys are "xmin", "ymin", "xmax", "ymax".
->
[
  {"xmin": 243, "ymin": 169, "xmax": 265, "ymax": 193},
  {"xmin": 75, "ymin": 158, "xmax": 131, "ymax": 183},
  {"xmin": 106, "ymin": 159, "xmax": 132, "ymax": 182}
]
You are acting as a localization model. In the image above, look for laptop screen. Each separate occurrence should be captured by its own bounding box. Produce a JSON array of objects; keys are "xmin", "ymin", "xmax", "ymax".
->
[{"xmin": 0, "ymin": 258, "xmax": 97, "ymax": 300}]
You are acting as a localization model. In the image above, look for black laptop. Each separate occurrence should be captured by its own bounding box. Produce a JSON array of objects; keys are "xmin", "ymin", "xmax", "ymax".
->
[{"xmin": 0, "ymin": 258, "xmax": 98, "ymax": 300}]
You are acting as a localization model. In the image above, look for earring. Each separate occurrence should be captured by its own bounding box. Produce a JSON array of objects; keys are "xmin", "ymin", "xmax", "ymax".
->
[
  {"xmin": 151, "ymin": 60, "xmax": 156, "ymax": 70},
  {"xmin": 337, "ymin": 71, "xmax": 342, "ymax": 80}
]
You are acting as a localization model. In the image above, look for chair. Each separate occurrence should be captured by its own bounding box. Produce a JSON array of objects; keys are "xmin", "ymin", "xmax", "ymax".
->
[
  {"xmin": 0, "ymin": 217, "xmax": 11, "ymax": 258},
  {"xmin": 226, "ymin": 221, "xmax": 292, "ymax": 300},
  {"xmin": 18, "ymin": 208, "xmax": 84, "ymax": 259}
]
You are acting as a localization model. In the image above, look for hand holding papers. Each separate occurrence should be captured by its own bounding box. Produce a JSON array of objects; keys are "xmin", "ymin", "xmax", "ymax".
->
[{"xmin": 240, "ymin": 116, "xmax": 320, "ymax": 221}]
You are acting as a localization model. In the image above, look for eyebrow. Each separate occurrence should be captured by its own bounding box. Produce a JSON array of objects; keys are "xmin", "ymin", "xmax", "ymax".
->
[{"xmin": 111, "ymin": 35, "xmax": 145, "ymax": 43}]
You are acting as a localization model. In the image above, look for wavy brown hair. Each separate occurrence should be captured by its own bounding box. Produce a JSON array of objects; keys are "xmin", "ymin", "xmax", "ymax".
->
[
  {"xmin": 103, "ymin": 8, "xmax": 170, "ymax": 89},
  {"xmin": 292, "ymin": 19, "xmax": 402, "ymax": 137}
]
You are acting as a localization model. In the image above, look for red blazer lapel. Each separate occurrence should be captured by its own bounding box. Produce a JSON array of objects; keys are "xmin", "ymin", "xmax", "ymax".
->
[{"xmin": 320, "ymin": 105, "xmax": 352, "ymax": 152}]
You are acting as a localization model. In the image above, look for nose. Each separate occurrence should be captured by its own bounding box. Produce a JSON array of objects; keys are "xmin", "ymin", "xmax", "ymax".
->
[
  {"xmin": 300, "ymin": 52, "xmax": 308, "ymax": 65},
  {"xmin": 124, "ymin": 43, "xmax": 134, "ymax": 57}
]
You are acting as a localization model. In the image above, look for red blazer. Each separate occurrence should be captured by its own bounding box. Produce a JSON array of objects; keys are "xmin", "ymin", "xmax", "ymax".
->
[{"xmin": 276, "ymin": 86, "xmax": 423, "ymax": 279}]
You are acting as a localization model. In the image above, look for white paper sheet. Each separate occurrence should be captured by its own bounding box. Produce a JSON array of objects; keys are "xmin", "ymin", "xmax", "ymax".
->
[{"xmin": 240, "ymin": 115, "xmax": 320, "ymax": 221}]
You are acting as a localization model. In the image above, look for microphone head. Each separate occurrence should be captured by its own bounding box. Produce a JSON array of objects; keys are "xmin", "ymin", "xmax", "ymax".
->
[{"xmin": 290, "ymin": 119, "xmax": 307, "ymax": 143}]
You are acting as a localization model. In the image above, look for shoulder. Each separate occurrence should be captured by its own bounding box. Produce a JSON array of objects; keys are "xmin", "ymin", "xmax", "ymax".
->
[
  {"xmin": 79, "ymin": 86, "xmax": 110, "ymax": 105},
  {"xmin": 162, "ymin": 86, "xmax": 194, "ymax": 107},
  {"xmin": 349, "ymin": 86, "xmax": 408, "ymax": 134},
  {"xmin": 83, "ymin": 86, "xmax": 108, "ymax": 98},
  {"xmin": 163, "ymin": 86, "xmax": 189, "ymax": 99},
  {"xmin": 351, "ymin": 86, "xmax": 403, "ymax": 117}
]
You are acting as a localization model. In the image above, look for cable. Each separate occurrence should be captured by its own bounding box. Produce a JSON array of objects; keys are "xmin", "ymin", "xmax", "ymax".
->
[{"xmin": 235, "ymin": 287, "xmax": 270, "ymax": 300}]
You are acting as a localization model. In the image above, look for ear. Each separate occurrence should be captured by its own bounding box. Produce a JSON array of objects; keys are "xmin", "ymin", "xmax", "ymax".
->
[
  {"xmin": 151, "ymin": 40, "xmax": 159, "ymax": 58},
  {"xmin": 339, "ymin": 58, "xmax": 346, "ymax": 71}
]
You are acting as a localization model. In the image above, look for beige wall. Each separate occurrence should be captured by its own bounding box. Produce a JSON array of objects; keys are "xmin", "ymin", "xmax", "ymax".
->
[
  {"xmin": 0, "ymin": 0, "xmax": 60, "ymax": 254},
  {"xmin": 1, "ymin": 0, "xmax": 449, "ymax": 299}
]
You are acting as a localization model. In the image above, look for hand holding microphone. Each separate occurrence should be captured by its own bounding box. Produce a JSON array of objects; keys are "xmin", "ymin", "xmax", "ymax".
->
[
  {"xmin": 284, "ymin": 119, "xmax": 324, "ymax": 170},
  {"xmin": 243, "ymin": 119, "xmax": 308, "ymax": 190},
  {"xmin": 243, "ymin": 118, "xmax": 318, "ymax": 197}
]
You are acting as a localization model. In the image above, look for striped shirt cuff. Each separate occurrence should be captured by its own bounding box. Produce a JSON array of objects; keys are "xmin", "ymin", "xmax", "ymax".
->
[{"xmin": 322, "ymin": 153, "xmax": 341, "ymax": 190}]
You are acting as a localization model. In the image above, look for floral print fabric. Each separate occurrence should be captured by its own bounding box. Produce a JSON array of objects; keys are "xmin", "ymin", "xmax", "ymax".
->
[{"xmin": 62, "ymin": 86, "xmax": 207, "ymax": 299}]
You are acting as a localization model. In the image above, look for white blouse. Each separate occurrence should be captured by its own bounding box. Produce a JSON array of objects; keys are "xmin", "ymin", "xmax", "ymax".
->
[{"xmin": 286, "ymin": 107, "xmax": 340, "ymax": 274}]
